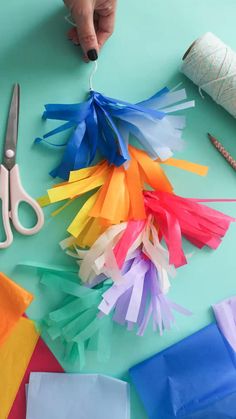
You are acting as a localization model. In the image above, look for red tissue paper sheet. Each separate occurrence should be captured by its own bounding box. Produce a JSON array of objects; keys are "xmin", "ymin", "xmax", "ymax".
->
[{"xmin": 8, "ymin": 337, "xmax": 64, "ymax": 419}]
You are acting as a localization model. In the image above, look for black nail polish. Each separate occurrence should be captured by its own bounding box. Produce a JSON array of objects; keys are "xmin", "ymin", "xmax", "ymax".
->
[{"xmin": 87, "ymin": 49, "xmax": 98, "ymax": 61}]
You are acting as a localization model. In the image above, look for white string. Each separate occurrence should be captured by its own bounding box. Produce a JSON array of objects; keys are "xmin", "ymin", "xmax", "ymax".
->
[
  {"xmin": 170, "ymin": 82, "xmax": 183, "ymax": 92},
  {"xmin": 65, "ymin": 13, "xmax": 77, "ymax": 27},
  {"xmin": 181, "ymin": 32, "xmax": 236, "ymax": 118},
  {"xmin": 89, "ymin": 60, "xmax": 98, "ymax": 91},
  {"xmin": 64, "ymin": 11, "xmax": 98, "ymax": 91},
  {"xmin": 64, "ymin": 12, "xmax": 98, "ymax": 90}
]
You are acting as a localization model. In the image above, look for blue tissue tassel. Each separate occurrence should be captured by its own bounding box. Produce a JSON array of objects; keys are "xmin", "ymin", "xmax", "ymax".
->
[{"xmin": 35, "ymin": 88, "xmax": 194, "ymax": 179}]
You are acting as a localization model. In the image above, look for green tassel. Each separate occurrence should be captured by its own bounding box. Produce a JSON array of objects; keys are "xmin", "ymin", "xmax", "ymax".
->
[{"xmin": 40, "ymin": 271, "xmax": 112, "ymax": 368}]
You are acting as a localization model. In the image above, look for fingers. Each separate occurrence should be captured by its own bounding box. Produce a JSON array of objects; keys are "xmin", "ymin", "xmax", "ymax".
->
[
  {"xmin": 68, "ymin": 27, "xmax": 80, "ymax": 46},
  {"xmin": 96, "ymin": 11, "xmax": 115, "ymax": 49},
  {"xmin": 71, "ymin": 0, "xmax": 99, "ymax": 61},
  {"xmin": 95, "ymin": 0, "xmax": 116, "ymax": 49},
  {"xmin": 65, "ymin": 0, "xmax": 116, "ymax": 60}
]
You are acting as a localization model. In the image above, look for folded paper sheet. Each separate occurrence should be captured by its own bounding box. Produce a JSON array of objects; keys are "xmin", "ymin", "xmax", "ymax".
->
[
  {"xmin": 26, "ymin": 373, "xmax": 130, "ymax": 419},
  {"xmin": 8, "ymin": 336, "xmax": 64, "ymax": 419},
  {"xmin": 0, "ymin": 272, "xmax": 33, "ymax": 346},
  {"xmin": 213, "ymin": 296, "xmax": 236, "ymax": 352},
  {"xmin": 130, "ymin": 323, "xmax": 236, "ymax": 419},
  {"xmin": 0, "ymin": 317, "xmax": 39, "ymax": 419},
  {"xmin": 35, "ymin": 87, "xmax": 194, "ymax": 179}
]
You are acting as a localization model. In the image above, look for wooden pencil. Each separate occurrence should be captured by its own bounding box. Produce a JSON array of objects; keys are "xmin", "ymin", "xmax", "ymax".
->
[{"xmin": 208, "ymin": 133, "xmax": 236, "ymax": 171}]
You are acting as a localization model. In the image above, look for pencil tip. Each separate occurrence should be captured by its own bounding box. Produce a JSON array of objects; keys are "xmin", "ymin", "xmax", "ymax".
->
[{"xmin": 207, "ymin": 133, "xmax": 214, "ymax": 141}]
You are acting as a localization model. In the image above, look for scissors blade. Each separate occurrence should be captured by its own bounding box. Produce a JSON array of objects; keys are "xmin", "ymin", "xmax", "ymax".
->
[{"xmin": 3, "ymin": 84, "xmax": 20, "ymax": 171}]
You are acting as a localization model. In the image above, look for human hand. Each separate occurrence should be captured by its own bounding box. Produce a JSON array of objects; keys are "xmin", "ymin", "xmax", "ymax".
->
[{"xmin": 64, "ymin": 0, "xmax": 117, "ymax": 62}]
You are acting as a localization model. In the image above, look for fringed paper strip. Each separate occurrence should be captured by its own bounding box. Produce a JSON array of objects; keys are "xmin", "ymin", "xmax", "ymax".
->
[
  {"xmin": 105, "ymin": 191, "xmax": 236, "ymax": 269},
  {"xmin": 98, "ymin": 252, "xmax": 192, "ymax": 336},
  {"xmin": 144, "ymin": 191, "xmax": 236, "ymax": 267},
  {"xmin": 62, "ymin": 191, "xmax": 236, "ymax": 280},
  {"xmin": 39, "ymin": 259, "xmax": 190, "ymax": 347},
  {"xmin": 65, "ymin": 217, "xmax": 174, "ymax": 292},
  {"xmin": 61, "ymin": 240, "xmax": 190, "ymax": 335},
  {"xmin": 40, "ymin": 271, "xmax": 113, "ymax": 369},
  {"xmin": 64, "ymin": 222, "xmax": 131, "ymax": 284},
  {"xmin": 60, "ymin": 219, "xmax": 192, "ymax": 335},
  {"xmin": 39, "ymin": 147, "xmax": 207, "ymax": 248},
  {"xmin": 35, "ymin": 87, "xmax": 194, "ymax": 179}
]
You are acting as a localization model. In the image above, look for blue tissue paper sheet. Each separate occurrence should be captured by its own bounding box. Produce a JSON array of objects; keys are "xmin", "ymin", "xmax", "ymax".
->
[
  {"xmin": 130, "ymin": 324, "xmax": 236, "ymax": 419},
  {"xmin": 26, "ymin": 373, "xmax": 130, "ymax": 419}
]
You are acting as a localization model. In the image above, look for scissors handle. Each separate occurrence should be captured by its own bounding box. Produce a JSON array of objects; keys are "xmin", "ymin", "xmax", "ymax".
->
[
  {"xmin": 0, "ymin": 165, "xmax": 13, "ymax": 248},
  {"xmin": 10, "ymin": 164, "xmax": 44, "ymax": 237}
]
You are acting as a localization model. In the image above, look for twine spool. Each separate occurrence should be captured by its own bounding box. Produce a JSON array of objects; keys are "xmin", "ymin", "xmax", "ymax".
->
[{"xmin": 181, "ymin": 32, "xmax": 236, "ymax": 118}]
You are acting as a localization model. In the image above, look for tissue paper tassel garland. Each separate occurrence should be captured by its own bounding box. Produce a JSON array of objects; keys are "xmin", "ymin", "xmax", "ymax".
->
[
  {"xmin": 40, "ymin": 258, "xmax": 191, "ymax": 365},
  {"xmin": 40, "ymin": 270, "xmax": 113, "ymax": 368},
  {"xmin": 97, "ymin": 252, "xmax": 192, "ymax": 336},
  {"xmin": 39, "ymin": 146, "xmax": 208, "ymax": 249},
  {"xmin": 66, "ymin": 216, "xmax": 174, "ymax": 287},
  {"xmin": 61, "ymin": 222, "xmax": 192, "ymax": 336},
  {"xmin": 143, "ymin": 191, "xmax": 236, "ymax": 267},
  {"xmin": 41, "ymin": 190, "xmax": 234, "ymax": 362},
  {"xmin": 61, "ymin": 190, "xmax": 235, "ymax": 272},
  {"xmin": 35, "ymin": 87, "xmax": 194, "ymax": 179}
]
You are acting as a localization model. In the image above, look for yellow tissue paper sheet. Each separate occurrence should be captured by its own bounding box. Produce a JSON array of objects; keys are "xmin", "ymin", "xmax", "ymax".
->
[
  {"xmin": 0, "ymin": 272, "xmax": 33, "ymax": 346},
  {"xmin": 0, "ymin": 317, "xmax": 39, "ymax": 419}
]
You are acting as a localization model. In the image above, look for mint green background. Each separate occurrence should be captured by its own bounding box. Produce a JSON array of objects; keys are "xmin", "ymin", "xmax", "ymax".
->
[{"xmin": 1, "ymin": 1, "xmax": 236, "ymax": 418}]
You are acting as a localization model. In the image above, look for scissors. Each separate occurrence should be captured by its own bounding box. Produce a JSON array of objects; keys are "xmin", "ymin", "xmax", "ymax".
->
[{"xmin": 0, "ymin": 84, "xmax": 44, "ymax": 249}]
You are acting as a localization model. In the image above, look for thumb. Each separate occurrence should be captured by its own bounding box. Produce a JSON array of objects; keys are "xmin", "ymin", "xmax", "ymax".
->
[{"xmin": 73, "ymin": 3, "xmax": 99, "ymax": 61}]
